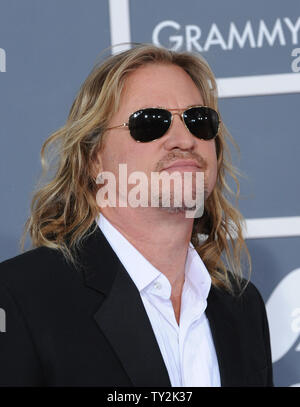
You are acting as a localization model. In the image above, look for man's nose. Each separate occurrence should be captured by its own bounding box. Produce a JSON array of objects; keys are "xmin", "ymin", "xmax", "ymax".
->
[{"xmin": 163, "ymin": 113, "xmax": 196, "ymax": 150}]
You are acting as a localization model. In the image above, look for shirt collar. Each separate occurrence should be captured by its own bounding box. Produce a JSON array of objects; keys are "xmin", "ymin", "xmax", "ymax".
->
[
  {"xmin": 184, "ymin": 241, "xmax": 211, "ymax": 303},
  {"xmin": 95, "ymin": 213, "xmax": 211, "ymax": 302}
]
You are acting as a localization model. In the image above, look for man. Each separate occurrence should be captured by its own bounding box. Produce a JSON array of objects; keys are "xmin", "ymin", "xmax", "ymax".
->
[{"xmin": 0, "ymin": 44, "xmax": 273, "ymax": 386}]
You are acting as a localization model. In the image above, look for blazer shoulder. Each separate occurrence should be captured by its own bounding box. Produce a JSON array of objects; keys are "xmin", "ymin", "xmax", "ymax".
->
[
  {"xmin": 227, "ymin": 277, "xmax": 269, "ymax": 329},
  {"xmin": 239, "ymin": 279, "xmax": 267, "ymax": 308},
  {"xmin": 229, "ymin": 272, "xmax": 267, "ymax": 304},
  {"xmin": 0, "ymin": 246, "xmax": 73, "ymax": 291},
  {"xmin": 210, "ymin": 274, "xmax": 267, "ymax": 317}
]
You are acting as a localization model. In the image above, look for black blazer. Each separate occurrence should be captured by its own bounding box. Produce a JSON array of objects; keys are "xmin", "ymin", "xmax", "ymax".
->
[{"xmin": 0, "ymin": 223, "xmax": 273, "ymax": 386}]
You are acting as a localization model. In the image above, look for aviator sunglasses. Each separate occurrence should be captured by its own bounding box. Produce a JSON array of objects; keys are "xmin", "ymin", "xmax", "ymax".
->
[{"xmin": 106, "ymin": 106, "xmax": 220, "ymax": 143}]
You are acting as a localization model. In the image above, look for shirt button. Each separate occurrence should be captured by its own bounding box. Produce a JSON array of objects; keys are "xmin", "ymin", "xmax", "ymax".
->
[{"xmin": 153, "ymin": 281, "xmax": 162, "ymax": 290}]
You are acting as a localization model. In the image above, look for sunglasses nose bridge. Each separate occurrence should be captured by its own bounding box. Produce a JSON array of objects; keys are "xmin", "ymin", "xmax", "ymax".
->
[
  {"xmin": 171, "ymin": 111, "xmax": 185, "ymax": 125},
  {"xmin": 169, "ymin": 110, "xmax": 193, "ymax": 138}
]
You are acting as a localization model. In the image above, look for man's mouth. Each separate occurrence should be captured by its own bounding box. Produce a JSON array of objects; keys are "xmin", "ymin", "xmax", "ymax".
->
[{"xmin": 162, "ymin": 159, "xmax": 202, "ymax": 171}]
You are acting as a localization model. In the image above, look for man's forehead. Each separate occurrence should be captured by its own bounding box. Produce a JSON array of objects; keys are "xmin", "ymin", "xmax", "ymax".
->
[
  {"xmin": 123, "ymin": 63, "xmax": 193, "ymax": 86},
  {"xmin": 112, "ymin": 63, "xmax": 204, "ymax": 117}
]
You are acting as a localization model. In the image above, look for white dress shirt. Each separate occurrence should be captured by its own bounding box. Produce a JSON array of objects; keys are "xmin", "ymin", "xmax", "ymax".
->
[{"xmin": 96, "ymin": 213, "xmax": 221, "ymax": 387}]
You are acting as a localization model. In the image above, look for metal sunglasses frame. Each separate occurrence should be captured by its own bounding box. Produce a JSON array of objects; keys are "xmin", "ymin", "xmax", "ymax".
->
[{"xmin": 105, "ymin": 105, "xmax": 221, "ymax": 142}]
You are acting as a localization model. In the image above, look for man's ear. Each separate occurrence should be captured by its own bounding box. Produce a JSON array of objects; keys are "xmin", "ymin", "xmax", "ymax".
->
[{"xmin": 91, "ymin": 150, "xmax": 103, "ymax": 181}]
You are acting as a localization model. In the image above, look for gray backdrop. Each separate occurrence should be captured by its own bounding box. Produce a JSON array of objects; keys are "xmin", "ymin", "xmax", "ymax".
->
[{"xmin": 0, "ymin": 0, "xmax": 299, "ymax": 387}]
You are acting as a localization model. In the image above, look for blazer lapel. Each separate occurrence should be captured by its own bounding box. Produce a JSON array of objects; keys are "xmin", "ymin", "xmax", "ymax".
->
[
  {"xmin": 78, "ymin": 222, "xmax": 171, "ymax": 387},
  {"xmin": 205, "ymin": 285, "xmax": 245, "ymax": 387}
]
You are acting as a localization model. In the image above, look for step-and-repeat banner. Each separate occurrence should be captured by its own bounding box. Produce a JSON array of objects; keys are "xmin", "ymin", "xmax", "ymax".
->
[{"xmin": 0, "ymin": 0, "xmax": 299, "ymax": 387}]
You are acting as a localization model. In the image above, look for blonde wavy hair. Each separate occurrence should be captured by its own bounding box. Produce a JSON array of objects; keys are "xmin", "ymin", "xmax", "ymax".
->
[{"xmin": 20, "ymin": 43, "xmax": 251, "ymax": 295}]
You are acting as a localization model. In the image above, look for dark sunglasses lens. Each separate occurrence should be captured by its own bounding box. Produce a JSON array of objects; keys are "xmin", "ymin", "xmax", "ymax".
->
[
  {"xmin": 184, "ymin": 107, "xmax": 219, "ymax": 140},
  {"xmin": 128, "ymin": 109, "xmax": 171, "ymax": 142}
]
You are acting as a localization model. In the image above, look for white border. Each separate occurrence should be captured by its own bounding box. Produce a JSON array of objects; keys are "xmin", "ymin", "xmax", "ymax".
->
[
  {"xmin": 217, "ymin": 73, "xmax": 300, "ymax": 98},
  {"xmin": 244, "ymin": 217, "xmax": 300, "ymax": 239},
  {"xmin": 108, "ymin": 0, "xmax": 131, "ymax": 54}
]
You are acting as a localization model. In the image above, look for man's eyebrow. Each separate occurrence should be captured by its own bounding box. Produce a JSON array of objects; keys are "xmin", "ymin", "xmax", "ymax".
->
[
  {"xmin": 135, "ymin": 104, "xmax": 205, "ymax": 110},
  {"xmin": 137, "ymin": 105, "xmax": 165, "ymax": 109}
]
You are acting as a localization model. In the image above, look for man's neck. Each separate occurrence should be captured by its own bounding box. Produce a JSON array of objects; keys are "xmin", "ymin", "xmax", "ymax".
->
[{"xmin": 99, "ymin": 206, "xmax": 194, "ymax": 292}]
